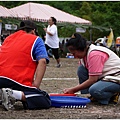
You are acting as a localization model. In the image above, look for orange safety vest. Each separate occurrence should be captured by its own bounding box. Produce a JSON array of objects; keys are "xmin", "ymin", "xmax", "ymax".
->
[{"xmin": 0, "ymin": 30, "xmax": 38, "ymax": 87}]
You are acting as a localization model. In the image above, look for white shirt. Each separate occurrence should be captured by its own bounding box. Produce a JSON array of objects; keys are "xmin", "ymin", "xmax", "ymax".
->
[{"xmin": 45, "ymin": 24, "xmax": 59, "ymax": 48}]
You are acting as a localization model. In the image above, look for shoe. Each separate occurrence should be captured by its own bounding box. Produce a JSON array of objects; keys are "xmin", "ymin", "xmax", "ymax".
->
[
  {"xmin": 1, "ymin": 88, "xmax": 16, "ymax": 110},
  {"xmin": 52, "ymin": 55, "xmax": 55, "ymax": 59},
  {"xmin": 88, "ymin": 96, "xmax": 97, "ymax": 102},
  {"xmin": 56, "ymin": 63, "xmax": 61, "ymax": 68},
  {"xmin": 110, "ymin": 93, "xmax": 119, "ymax": 104}
]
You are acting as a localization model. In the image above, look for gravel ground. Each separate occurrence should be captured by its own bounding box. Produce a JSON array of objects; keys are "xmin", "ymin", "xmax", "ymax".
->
[{"xmin": 0, "ymin": 58, "xmax": 120, "ymax": 119}]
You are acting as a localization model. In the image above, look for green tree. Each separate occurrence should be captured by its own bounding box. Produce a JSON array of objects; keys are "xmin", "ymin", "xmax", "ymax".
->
[{"xmin": 1, "ymin": 1, "xmax": 120, "ymax": 41}]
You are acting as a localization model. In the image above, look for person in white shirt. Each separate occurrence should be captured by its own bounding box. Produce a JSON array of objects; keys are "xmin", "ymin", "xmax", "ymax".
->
[{"xmin": 44, "ymin": 17, "xmax": 61, "ymax": 68}]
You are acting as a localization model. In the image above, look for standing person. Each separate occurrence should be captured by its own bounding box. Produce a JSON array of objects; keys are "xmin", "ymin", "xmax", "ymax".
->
[
  {"xmin": 44, "ymin": 17, "xmax": 61, "ymax": 68},
  {"xmin": 0, "ymin": 20, "xmax": 51, "ymax": 110},
  {"xmin": 63, "ymin": 33, "xmax": 120, "ymax": 105}
]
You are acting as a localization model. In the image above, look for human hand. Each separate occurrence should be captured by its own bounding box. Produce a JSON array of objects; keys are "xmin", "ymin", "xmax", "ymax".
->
[
  {"xmin": 43, "ymin": 28, "xmax": 47, "ymax": 32},
  {"xmin": 32, "ymin": 81, "xmax": 40, "ymax": 89},
  {"xmin": 63, "ymin": 88, "xmax": 75, "ymax": 94}
]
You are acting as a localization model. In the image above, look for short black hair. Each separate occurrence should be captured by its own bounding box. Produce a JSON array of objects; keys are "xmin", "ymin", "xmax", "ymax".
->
[
  {"xmin": 51, "ymin": 17, "xmax": 57, "ymax": 25},
  {"xmin": 18, "ymin": 20, "xmax": 38, "ymax": 35},
  {"xmin": 66, "ymin": 33, "xmax": 87, "ymax": 51}
]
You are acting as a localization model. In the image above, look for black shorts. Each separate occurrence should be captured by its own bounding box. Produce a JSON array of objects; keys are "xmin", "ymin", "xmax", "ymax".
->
[
  {"xmin": 45, "ymin": 44, "xmax": 59, "ymax": 59},
  {"xmin": 0, "ymin": 77, "xmax": 51, "ymax": 110}
]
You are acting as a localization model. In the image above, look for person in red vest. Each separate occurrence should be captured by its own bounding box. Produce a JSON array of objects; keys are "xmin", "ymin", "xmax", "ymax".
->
[{"xmin": 0, "ymin": 20, "xmax": 51, "ymax": 110}]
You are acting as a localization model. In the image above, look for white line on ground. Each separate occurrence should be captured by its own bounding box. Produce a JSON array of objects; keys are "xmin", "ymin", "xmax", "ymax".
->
[{"xmin": 43, "ymin": 78, "xmax": 77, "ymax": 80}]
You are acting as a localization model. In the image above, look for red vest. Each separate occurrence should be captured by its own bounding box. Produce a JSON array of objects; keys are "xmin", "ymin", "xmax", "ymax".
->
[{"xmin": 0, "ymin": 30, "xmax": 37, "ymax": 87}]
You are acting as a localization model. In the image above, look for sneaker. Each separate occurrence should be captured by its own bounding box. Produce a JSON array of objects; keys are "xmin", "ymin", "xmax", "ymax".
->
[
  {"xmin": 1, "ymin": 88, "xmax": 16, "ymax": 110},
  {"xmin": 56, "ymin": 63, "xmax": 62, "ymax": 68},
  {"xmin": 110, "ymin": 93, "xmax": 119, "ymax": 104},
  {"xmin": 52, "ymin": 55, "xmax": 55, "ymax": 59}
]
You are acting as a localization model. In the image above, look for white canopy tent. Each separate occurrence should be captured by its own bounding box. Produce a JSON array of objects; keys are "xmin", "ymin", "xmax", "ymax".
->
[
  {"xmin": 0, "ymin": 5, "xmax": 16, "ymax": 18},
  {"xmin": 10, "ymin": 2, "xmax": 92, "ymax": 25},
  {"xmin": 0, "ymin": 5, "xmax": 26, "ymax": 19}
]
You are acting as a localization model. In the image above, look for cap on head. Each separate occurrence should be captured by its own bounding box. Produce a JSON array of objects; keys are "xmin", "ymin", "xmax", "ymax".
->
[{"xmin": 19, "ymin": 20, "xmax": 38, "ymax": 35}]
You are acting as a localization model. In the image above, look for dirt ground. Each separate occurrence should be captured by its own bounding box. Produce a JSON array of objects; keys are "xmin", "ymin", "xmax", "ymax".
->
[{"xmin": 1, "ymin": 58, "xmax": 120, "ymax": 119}]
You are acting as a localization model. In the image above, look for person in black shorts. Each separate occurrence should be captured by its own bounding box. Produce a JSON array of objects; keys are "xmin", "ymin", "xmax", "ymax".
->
[{"xmin": 44, "ymin": 17, "xmax": 61, "ymax": 68}]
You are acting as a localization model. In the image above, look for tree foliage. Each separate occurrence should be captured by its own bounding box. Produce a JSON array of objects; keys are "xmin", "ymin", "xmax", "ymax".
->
[{"xmin": 0, "ymin": 1, "xmax": 120, "ymax": 41}]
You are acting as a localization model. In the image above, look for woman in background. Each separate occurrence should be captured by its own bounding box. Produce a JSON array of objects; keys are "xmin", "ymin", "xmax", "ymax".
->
[{"xmin": 44, "ymin": 17, "xmax": 61, "ymax": 68}]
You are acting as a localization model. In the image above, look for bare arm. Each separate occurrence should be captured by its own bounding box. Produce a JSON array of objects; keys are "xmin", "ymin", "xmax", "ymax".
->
[
  {"xmin": 43, "ymin": 28, "xmax": 53, "ymax": 36},
  {"xmin": 63, "ymin": 75, "xmax": 99, "ymax": 94},
  {"xmin": 32, "ymin": 58, "xmax": 46, "ymax": 88}
]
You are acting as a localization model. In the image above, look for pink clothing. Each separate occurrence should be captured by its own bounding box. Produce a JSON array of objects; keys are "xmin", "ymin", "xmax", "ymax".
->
[
  {"xmin": 84, "ymin": 50, "xmax": 109, "ymax": 76},
  {"xmin": 80, "ymin": 44, "xmax": 120, "ymax": 78}
]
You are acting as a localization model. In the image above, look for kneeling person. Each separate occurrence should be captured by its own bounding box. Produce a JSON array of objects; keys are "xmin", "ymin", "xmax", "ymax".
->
[{"xmin": 0, "ymin": 20, "xmax": 51, "ymax": 110}]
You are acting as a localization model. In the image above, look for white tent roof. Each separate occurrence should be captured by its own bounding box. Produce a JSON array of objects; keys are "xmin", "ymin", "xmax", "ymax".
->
[
  {"xmin": 0, "ymin": 5, "xmax": 16, "ymax": 18},
  {"xmin": 10, "ymin": 2, "xmax": 92, "ymax": 25},
  {"xmin": 0, "ymin": 5, "xmax": 27, "ymax": 19}
]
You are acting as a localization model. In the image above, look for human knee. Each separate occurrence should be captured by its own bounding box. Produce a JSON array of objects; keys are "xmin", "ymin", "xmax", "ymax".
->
[
  {"xmin": 27, "ymin": 96, "xmax": 51, "ymax": 110},
  {"xmin": 89, "ymin": 86, "xmax": 103, "ymax": 99}
]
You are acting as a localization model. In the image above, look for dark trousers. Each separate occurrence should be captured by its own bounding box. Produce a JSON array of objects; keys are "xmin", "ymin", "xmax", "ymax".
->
[{"xmin": 0, "ymin": 77, "xmax": 51, "ymax": 110}]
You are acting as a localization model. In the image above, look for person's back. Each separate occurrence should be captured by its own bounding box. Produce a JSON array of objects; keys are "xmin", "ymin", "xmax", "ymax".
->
[
  {"xmin": 0, "ymin": 30, "xmax": 37, "ymax": 87},
  {"xmin": 0, "ymin": 20, "xmax": 51, "ymax": 110}
]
